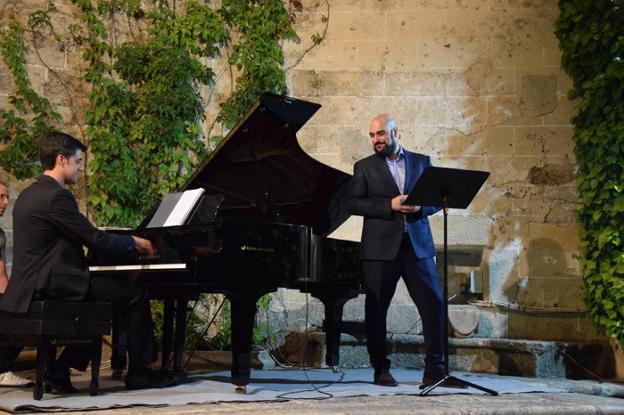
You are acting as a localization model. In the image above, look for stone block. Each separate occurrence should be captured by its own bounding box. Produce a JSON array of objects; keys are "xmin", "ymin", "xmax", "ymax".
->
[
  {"xmin": 490, "ymin": 0, "xmax": 559, "ymax": 11},
  {"xmin": 298, "ymin": 0, "xmax": 357, "ymax": 12},
  {"xmin": 387, "ymin": 304, "xmax": 422, "ymax": 334},
  {"xmin": 447, "ymin": 9, "xmax": 555, "ymax": 39},
  {"xmin": 476, "ymin": 308, "xmax": 508, "ymax": 338},
  {"xmin": 285, "ymin": 39, "xmax": 358, "ymax": 71},
  {"xmin": 0, "ymin": 63, "xmax": 15, "ymax": 95},
  {"xmin": 296, "ymin": 124, "xmax": 320, "ymax": 154},
  {"xmin": 429, "ymin": 214, "xmax": 494, "ymax": 246},
  {"xmin": 356, "ymin": 96, "xmax": 423, "ymax": 129},
  {"xmin": 43, "ymin": 72, "xmax": 88, "ymax": 107},
  {"xmin": 327, "ymin": 11, "xmax": 385, "ymax": 41},
  {"xmin": 301, "ymin": 95, "xmax": 359, "ymax": 126},
  {"xmin": 506, "ymin": 312, "xmax": 602, "ymax": 343},
  {"xmin": 514, "ymin": 126, "xmax": 574, "ymax": 156},
  {"xmin": 447, "ymin": 65, "xmax": 515, "ymax": 97},
  {"xmin": 487, "ymin": 35, "xmax": 550, "ymax": 66},
  {"xmin": 400, "ymin": 126, "xmax": 446, "ymax": 155},
  {"xmin": 359, "ymin": 0, "xmax": 490, "ymax": 11},
  {"xmin": 543, "ymin": 96, "xmax": 578, "ymax": 126},
  {"xmin": 304, "ymin": 70, "xmax": 384, "ymax": 97},
  {"xmin": 386, "ymin": 10, "xmax": 448, "ymax": 39},
  {"xmin": 514, "ymin": 277, "xmax": 585, "ymax": 309},
  {"xmin": 385, "ymin": 71, "xmax": 448, "ymax": 97},
  {"xmin": 358, "ymin": 37, "xmax": 493, "ymax": 70},
  {"xmin": 449, "ymin": 305, "xmax": 480, "ymax": 337},
  {"xmin": 467, "ymin": 183, "xmax": 513, "ymax": 218},
  {"xmin": 509, "ymin": 184, "xmax": 554, "ymax": 218},
  {"xmin": 319, "ymin": 127, "xmax": 369, "ymax": 165},
  {"xmin": 14, "ymin": 65, "xmax": 47, "ymax": 97},
  {"xmin": 24, "ymin": 34, "xmax": 65, "ymax": 70},
  {"xmin": 484, "ymin": 244, "xmax": 521, "ymax": 302},
  {"xmin": 520, "ymin": 74, "xmax": 558, "ymax": 116},
  {"xmin": 413, "ymin": 96, "xmax": 486, "ymax": 127}
]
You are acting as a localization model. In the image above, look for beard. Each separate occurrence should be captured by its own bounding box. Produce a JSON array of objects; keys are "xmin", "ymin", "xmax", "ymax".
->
[{"xmin": 373, "ymin": 140, "xmax": 398, "ymax": 157}]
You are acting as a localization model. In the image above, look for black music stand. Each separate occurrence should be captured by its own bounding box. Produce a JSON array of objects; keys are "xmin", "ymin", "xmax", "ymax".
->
[{"xmin": 403, "ymin": 166, "xmax": 497, "ymax": 396}]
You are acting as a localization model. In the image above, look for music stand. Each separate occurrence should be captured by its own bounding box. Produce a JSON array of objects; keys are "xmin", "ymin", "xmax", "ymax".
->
[{"xmin": 403, "ymin": 166, "xmax": 497, "ymax": 396}]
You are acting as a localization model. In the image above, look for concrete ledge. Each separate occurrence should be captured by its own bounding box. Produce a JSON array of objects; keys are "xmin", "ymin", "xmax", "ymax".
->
[{"xmin": 274, "ymin": 332, "xmax": 615, "ymax": 381}]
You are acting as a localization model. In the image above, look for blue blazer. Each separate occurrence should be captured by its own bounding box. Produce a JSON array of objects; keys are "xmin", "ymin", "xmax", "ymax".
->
[{"xmin": 347, "ymin": 150, "xmax": 440, "ymax": 261}]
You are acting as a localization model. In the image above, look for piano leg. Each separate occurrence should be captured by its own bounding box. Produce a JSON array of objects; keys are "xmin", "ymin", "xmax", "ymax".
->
[
  {"xmin": 228, "ymin": 289, "xmax": 271, "ymax": 392},
  {"xmin": 308, "ymin": 286, "xmax": 361, "ymax": 369},
  {"xmin": 161, "ymin": 299, "xmax": 175, "ymax": 371},
  {"xmin": 321, "ymin": 296, "xmax": 348, "ymax": 369},
  {"xmin": 173, "ymin": 298, "xmax": 188, "ymax": 381}
]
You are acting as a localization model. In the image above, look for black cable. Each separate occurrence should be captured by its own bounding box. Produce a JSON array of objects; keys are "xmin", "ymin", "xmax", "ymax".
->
[
  {"xmin": 274, "ymin": 276, "xmax": 346, "ymax": 400},
  {"xmin": 182, "ymin": 297, "xmax": 226, "ymax": 369}
]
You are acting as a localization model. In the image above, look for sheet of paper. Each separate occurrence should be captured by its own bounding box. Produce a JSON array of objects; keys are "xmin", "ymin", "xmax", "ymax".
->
[{"xmin": 163, "ymin": 188, "xmax": 205, "ymax": 227}]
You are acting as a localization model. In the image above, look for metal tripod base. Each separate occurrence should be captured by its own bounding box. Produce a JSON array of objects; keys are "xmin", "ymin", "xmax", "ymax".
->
[{"xmin": 419, "ymin": 374, "xmax": 498, "ymax": 396}]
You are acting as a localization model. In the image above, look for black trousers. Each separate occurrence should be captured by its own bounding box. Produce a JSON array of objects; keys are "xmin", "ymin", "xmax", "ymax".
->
[
  {"xmin": 58, "ymin": 275, "xmax": 157, "ymax": 372},
  {"xmin": 1, "ymin": 276, "xmax": 156, "ymax": 374},
  {"xmin": 362, "ymin": 234, "xmax": 445, "ymax": 374}
]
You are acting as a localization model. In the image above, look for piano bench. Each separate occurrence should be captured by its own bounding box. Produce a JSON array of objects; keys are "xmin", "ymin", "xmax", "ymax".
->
[{"xmin": 0, "ymin": 301, "xmax": 113, "ymax": 400}]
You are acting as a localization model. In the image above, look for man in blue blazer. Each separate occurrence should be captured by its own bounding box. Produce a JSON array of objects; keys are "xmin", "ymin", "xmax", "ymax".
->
[{"xmin": 348, "ymin": 114, "xmax": 444, "ymax": 386}]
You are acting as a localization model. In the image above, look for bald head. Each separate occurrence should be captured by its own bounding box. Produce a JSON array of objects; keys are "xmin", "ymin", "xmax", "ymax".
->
[{"xmin": 368, "ymin": 113, "xmax": 399, "ymax": 157}]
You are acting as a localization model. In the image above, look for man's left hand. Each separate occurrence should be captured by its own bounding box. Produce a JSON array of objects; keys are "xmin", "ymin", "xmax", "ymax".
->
[{"xmin": 399, "ymin": 204, "xmax": 421, "ymax": 214}]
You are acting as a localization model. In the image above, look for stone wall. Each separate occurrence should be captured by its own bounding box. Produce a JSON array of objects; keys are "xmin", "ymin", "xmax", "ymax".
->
[
  {"xmin": 271, "ymin": 0, "xmax": 598, "ymax": 343},
  {"xmin": 0, "ymin": 0, "xmax": 601, "ymax": 343}
]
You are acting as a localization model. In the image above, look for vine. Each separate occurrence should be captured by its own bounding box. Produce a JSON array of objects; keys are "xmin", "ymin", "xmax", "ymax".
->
[
  {"xmin": 1, "ymin": 0, "xmax": 326, "ymax": 348},
  {"xmin": 555, "ymin": 0, "xmax": 624, "ymax": 343},
  {"xmin": 0, "ymin": 18, "xmax": 60, "ymax": 179}
]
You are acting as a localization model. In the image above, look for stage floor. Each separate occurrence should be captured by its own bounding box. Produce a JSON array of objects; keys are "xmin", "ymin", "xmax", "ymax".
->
[{"xmin": 0, "ymin": 368, "xmax": 623, "ymax": 414}]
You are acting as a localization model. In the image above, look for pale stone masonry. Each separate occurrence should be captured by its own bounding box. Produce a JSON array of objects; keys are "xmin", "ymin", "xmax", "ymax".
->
[{"xmin": 0, "ymin": 0, "xmax": 601, "ymax": 344}]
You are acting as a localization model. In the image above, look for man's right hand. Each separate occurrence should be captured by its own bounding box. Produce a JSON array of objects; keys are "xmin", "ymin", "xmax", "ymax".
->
[
  {"xmin": 0, "ymin": 276, "xmax": 8, "ymax": 294},
  {"xmin": 131, "ymin": 236, "xmax": 157, "ymax": 258},
  {"xmin": 391, "ymin": 195, "xmax": 407, "ymax": 211}
]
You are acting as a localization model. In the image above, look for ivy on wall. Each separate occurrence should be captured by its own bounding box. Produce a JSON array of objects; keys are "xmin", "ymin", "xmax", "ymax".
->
[
  {"xmin": 0, "ymin": 20, "xmax": 60, "ymax": 179},
  {"xmin": 0, "ymin": 0, "xmax": 327, "ymax": 226},
  {"xmin": 0, "ymin": 0, "xmax": 328, "ymax": 348},
  {"xmin": 555, "ymin": 0, "xmax": 624, "ymax": 342}
]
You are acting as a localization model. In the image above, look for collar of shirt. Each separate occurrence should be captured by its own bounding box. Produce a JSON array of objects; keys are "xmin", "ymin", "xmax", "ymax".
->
[{"xmin": 385, "ymin": 145, "xmax": 405, "ymax": 162}]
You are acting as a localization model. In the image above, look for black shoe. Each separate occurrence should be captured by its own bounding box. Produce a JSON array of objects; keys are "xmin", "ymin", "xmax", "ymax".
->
[
  {"xmin": 125, "ymin": 369, "xmax": 177, "ymax": 390},
  {"xmin": 44, "ymin": 367, "xmax": 77, "ymax": 394},
  {"xmin": 111, "ymin": 369, "xmax": 124, "ymax": 380},
  {"xmin": 373, "ymin": 370, "xmax": 398, "ymax": 387}
]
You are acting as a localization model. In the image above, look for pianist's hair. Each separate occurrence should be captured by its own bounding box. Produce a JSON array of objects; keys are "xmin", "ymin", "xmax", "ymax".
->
[
  {"xmin": 39, "ymin": 132, "xmax": 87, "ymax": 171},
  {"xmin": 0, "ymin": 180, "xmax": 7, "ymax": 190}
]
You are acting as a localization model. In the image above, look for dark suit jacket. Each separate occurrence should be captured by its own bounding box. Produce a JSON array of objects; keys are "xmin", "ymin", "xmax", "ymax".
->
[
  {"xmin": 0, "ymin": 175, "xmax": 135, "ymax": 313},
  {"xmin": 348, "ymin": 150, "xmax": 440, "ymax": 261}
]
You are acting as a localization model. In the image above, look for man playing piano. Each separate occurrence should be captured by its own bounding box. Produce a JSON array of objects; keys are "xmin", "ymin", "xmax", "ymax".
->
[
  {"xmin": 0, "ymin": 132, "xmax": 173, "ymax": 391},
  {"xmin": 347, "ymin": 114, "xmax": 446, "ymax": 387}
]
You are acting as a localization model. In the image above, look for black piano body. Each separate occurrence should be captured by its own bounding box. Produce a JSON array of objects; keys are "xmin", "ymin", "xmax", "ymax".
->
[{"xmin": 89, "ymin": 93, "xmax": 362, "ymax": 388}]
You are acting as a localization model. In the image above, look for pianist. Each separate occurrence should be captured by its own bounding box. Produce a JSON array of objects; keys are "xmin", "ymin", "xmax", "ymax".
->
[
  {"xmin": 0, "ymin": 132, "xmax": 174, "ymax": 391},
  {"xmin": 347, "ymin": 114, "xmax": 446, "ymax": 387}
]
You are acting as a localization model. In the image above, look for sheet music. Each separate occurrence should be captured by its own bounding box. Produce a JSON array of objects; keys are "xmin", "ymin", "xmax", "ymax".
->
[{"xmin": 147, "ymin": 188, "xmax": 205, "ymax": 228}]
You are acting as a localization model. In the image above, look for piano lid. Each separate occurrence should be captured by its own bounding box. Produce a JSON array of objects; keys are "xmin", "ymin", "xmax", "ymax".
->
[{"xmin": 156, "ymin": 93, "xmax": 352, "ymax": 236}]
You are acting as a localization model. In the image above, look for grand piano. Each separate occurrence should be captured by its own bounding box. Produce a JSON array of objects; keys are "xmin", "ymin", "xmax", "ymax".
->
[{"xmin": 89, "ymin": 93, "xmax": 362, "ymax": 391}]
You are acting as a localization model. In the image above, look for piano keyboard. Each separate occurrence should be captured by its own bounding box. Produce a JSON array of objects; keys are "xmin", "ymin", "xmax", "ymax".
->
[{"xmin": 89, "ymin": 263, "xmax": 187, "ymax": 272}]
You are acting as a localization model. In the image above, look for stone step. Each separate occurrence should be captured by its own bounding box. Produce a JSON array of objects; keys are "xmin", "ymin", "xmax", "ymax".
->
[{"xmin": 271, "ymin": 332, "xmax": 615, "ymax": 380}]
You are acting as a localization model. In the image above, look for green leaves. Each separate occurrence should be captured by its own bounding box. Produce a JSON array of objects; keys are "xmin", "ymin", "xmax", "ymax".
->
[
  {"xmin": 0, "ymin": 19, "xmax": 60, "ymax": 179},
  {"xmin": 556, "ymin": 0, "xmax": 624, "ymax": 344},
  {"xmin": 1, "ymin": 0, "xmax": 296, "ymax": 228},
  {"xmin": 218, "ymin": 0, "xmax": 294, "ymax": 129}
]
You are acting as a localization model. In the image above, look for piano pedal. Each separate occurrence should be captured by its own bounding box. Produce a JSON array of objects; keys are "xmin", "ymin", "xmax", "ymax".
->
[{"xmin": 234, "ymin": 385, "xmax": 247, "ymax": 394}]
